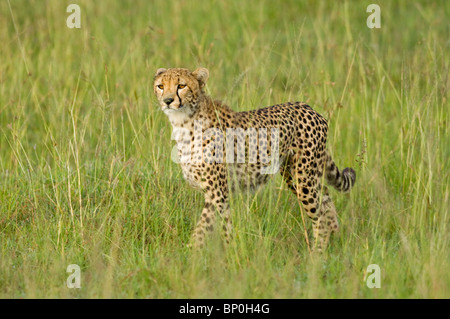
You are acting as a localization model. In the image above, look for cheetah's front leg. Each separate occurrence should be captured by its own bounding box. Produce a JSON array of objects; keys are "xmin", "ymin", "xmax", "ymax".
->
[
  {"xmin": 192, "ymin": 165, "xmax": 231, "ymax": 248},
  {"xmin": 192, "ymin": 199, "xmax": 216, "ymax": 248},
  {"xmin": 191, "ymin": 193, "xmax": 232, "ymax": 248}
]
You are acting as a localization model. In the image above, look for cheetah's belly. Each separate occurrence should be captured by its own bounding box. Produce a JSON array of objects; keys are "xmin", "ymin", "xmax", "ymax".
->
[{"xmin": 226, "ymin": 161, "xmax": 282, "ymax": 191}]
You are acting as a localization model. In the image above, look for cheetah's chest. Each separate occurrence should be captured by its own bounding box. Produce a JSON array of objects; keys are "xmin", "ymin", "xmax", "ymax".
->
[{"xmin": 180, "ymin": 163, "xmax": 203, "ymax": 190}]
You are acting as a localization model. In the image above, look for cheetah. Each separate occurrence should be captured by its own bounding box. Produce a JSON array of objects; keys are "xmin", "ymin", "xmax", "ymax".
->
[{"xmin": 153, "ymin": 67, "xmax": 356, "ymax": 251}]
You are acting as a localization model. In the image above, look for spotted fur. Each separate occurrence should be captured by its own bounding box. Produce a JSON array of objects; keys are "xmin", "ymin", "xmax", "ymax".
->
[{"xmin": 153, "ymin": 67, "xmax": 356, "ymax": 251}]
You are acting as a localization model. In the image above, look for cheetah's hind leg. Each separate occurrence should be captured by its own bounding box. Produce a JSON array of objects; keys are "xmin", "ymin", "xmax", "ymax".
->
[
  {"xmin": 312, "ymin": 185, "xmax": 339, "ymax": 252},
  {"xmin": 281, "ymin": 155, "xmax": 338, "ymax": 252}
]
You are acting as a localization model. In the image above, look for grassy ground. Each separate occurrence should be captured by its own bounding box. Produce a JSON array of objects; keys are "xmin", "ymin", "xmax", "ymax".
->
[{"xmin": 0, "ymin": 0, "xmax": 448, "ymax": 298}]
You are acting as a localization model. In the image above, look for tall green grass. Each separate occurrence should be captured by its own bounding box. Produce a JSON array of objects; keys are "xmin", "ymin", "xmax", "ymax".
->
[{"xmin": 0, "ymin": 0, "xmax": 448, "ymax": 298}]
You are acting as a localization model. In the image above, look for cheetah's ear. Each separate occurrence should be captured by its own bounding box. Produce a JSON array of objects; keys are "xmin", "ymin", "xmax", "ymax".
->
[
  {"xmin": 155, "ymin": 68, "xmax": 167, "ymax": 77},
  {"xmin": 192, "ymin": 67, "xmax": 209, "ymax": 88}
]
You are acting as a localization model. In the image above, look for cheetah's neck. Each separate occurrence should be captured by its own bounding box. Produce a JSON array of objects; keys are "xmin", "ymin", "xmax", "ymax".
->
[
  {"xmin": 165, "ymin": 95, "xmax": 232, "ymax": 129},
  {"xmin": 164, "ymin": 106, "xmax": 195, "ymax": 127}
]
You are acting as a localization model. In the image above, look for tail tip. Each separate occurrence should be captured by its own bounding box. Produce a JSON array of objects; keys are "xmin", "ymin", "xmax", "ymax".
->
[{"xmin": 342, "ymin": 167, "xmax": 356, "ymax": 188}]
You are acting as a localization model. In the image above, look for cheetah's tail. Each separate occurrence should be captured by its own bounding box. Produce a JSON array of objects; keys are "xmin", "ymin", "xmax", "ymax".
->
[{"xmin": 324, "ymin": 151, "xmax": 356, "ymax": 193}]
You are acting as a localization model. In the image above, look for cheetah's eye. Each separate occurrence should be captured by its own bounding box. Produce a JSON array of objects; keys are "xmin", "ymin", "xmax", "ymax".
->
[
  {"xmin": 157, "ymin": 84, "xmax": 164, "ymax": 90},
  {"xmin": 178, "ymin": 84, "xmax": 186, "ymax": 89}
]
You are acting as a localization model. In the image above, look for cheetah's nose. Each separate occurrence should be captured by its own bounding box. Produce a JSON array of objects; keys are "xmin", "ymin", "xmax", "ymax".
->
[{"xmin": 163, "ymin": 97, "xmax": 174, "ymax": 105}]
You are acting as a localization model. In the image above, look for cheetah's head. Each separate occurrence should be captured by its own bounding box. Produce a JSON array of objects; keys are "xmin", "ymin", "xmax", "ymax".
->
[{"xmin": 153, "ymin": 67, "xmax": 209, "ymax": 116}]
